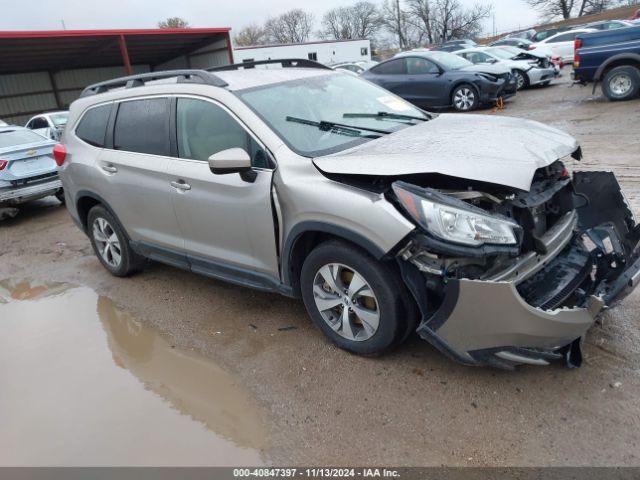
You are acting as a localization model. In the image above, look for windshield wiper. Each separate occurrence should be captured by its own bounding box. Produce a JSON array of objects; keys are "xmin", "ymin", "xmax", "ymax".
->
[
  {"xmin": 343, "ymin": 111, "xmax": 433, "ymax": 122},
  {"xmin": 286, "ymin": 116, "xmax": 391, "ymax": 137}
]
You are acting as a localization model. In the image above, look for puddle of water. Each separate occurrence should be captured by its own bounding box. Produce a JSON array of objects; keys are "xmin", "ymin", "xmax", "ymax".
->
[{"xmin": 0, "ymin": 279, "xmax": 266, "ymax": 466}]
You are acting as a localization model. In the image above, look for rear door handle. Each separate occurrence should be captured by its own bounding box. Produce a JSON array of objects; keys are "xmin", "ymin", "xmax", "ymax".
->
[
  {"xmin": 170, "ymin": 180, "xmax": 191, "ymax": 191},
  {"xmin": 101, "ymin": 164, "xmax": 117, "ymax": 173}
]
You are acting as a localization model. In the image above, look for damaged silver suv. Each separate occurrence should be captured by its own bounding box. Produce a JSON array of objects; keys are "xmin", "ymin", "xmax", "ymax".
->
[{"xmin": 59, "ymin": 60, "xmax": 640, "ymax": 369}]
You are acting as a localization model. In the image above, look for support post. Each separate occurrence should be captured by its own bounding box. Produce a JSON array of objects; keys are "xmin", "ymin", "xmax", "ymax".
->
[
  {"xmin": 226, "ymin": 34, "xmax": 234, "ymax": 64},
  {"xmin": 118, "ymin": 34, "xmax": 133, "ymax": 75}
]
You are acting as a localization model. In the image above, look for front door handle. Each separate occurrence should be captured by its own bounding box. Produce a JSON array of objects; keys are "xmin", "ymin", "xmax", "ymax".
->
[
  {"xmin": 101, "ymin": 164, "xmax": 117, "ymax": 173},
  {"xmin": 170, "ymin": 180, "xmax": 191, "ymax": 191}
]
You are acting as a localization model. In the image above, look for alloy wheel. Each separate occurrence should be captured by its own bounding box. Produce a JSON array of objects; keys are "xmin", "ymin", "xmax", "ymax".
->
[
  {"xmin": 312, "ymin": 263, "xmax": 380, "ymax": 342},
  {"xmin": 92, "ymin": 217, "xmax": 122, "ymax": 268},
  {"xmin": 453, "ymin": 88, "xmax": 475, "ymax": 111},
  {"xmin": 515, "ymin": 71, "xmax": 526, "ymax": 90},
  {"xmin": 609, "ymin": 73, "xmax": 633, "ymax": 96}
]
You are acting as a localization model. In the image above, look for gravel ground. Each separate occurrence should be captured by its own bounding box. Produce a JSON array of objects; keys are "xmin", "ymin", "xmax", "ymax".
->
[{"xmin": 1, "ymin": 68, "xmax": 639, "ymax": 467}]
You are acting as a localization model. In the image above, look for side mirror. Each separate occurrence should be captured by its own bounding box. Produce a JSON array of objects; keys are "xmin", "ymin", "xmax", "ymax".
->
[{"xmin": 208, "ymin": 148, "xmax": 252, "ymax": 175}]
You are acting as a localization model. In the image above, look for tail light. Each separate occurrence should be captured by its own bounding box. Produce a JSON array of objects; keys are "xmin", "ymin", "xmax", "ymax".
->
[
  {"xmin": 53, "ymin": 144, "xmax": 67, "ymax": 166},
  {"xmin": 0, "ymin": 160, "xmax": 7, "ymax": 170},
  {"xmin": 574, "ymin": 38, "xmax": 582, "ymax": 67},
  {"xmin": 528, "ymin": 45, "xmax": 536, "ymax": 50}
]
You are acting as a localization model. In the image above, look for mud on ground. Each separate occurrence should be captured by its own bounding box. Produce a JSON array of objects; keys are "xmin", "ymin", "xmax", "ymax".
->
[{"xmin": 1, "ymin": 69, "xmax": 639, "ymax": 466}]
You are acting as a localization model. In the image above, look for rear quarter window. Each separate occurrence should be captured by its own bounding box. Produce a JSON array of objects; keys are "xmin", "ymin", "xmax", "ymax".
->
[
  {"xmin": 113, "ymin": 98, "xmax": 170, "ymax": 156},
  {"xmin": 370, "ymin": 59, "xmax": 407, "ymax": 75},
  {"xmin": 75, "ymin": 104, "xmax": 112, "ymax": 147}
]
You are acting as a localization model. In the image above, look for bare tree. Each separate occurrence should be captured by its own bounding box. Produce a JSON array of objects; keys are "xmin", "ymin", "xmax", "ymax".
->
[
  {"xmin": 406, "ymin": 0, "xmax": 435, "ymax": 44},
  {"xmin": 264, "ymin": 9, "xmax": 315, "ymax": 44},
  {"xmin": 432, "ymin": 0, "xmax": 492, "ymax": 42},
  {"xmin": 321, "ymin": 2, "xmax": 381, "ymax": 40},
  {"xmin": 158, "ymin": 17, "xmax": 190, "ymax": 28},
  {"xmin": 524, "ymin": 0, "xmax": 576, "ymax": 19},
  {"xmin": 234, "ymin": 24, "xmax": 267, "ymax": 46},
  {"xmin": 352, "ymin": 2, "xmax": 383, "ymax": 38},
  {"xmin": 380, "ymin": 0, "xmax": 411, "ymax": 48},
  {"xmin": 577, "ymin": 0, "xmax": 619, "ymax": 15}
]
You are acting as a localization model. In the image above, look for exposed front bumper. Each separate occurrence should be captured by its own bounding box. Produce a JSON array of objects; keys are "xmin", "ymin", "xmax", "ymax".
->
[
  {"xmin": 0, "ymin": 176, "xmax": 62, "ymax": 204},
  {"xmin": 409, "ymin": 171, "xmax": 640, "ymax": 369},
  {"xmin": 528, "ymin": 66, "xmax": 556, "ymax": 85},
  {"xmin": 477, "ymin": 76, "xmax": 518, "ymax": 104}
]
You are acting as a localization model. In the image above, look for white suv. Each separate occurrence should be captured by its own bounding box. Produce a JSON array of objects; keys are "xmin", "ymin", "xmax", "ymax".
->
[{"xmin": 58, "ymin": 60, "xmax": 640, "ymax": 369}]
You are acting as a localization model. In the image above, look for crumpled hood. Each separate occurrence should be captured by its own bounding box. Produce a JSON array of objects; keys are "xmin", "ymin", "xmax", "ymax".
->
[{"xmin": 313, "ymin": 114, "xmax": 580, "ymax": 191}]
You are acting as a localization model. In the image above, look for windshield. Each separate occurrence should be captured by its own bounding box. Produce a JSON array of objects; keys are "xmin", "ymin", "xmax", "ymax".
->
[
  {"xmin": 50, "ymin": 113, "xmax": 68, "ymax": 127},
  {"xmin": 486, "ymin": 47, "xmax": 516, "ymax": 60},
  {"xmin": 420, "ymin": 51, "xmax": 472, "ymax": 70},
  {"xmin": 236, "ymin": 73, "xmax": 428, "ymax": 157},
  {"xmin": 0, "ymin": 129, "xmax": 47, "ymax": 148}
]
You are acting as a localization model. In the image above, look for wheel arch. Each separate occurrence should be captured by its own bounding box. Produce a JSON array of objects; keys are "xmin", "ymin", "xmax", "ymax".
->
[
  {"xmin": 594, "ymin": 54, "xmax": 640, "ymax": 82},
  {"xmin": 449, "ymin": 80, "xmax": 479, "ymax": 105},
  {"xmin": 75, "ymin": 190, "xmax": 129, "ymax": 239},
  {"xmin": 282, "ymin": 222, "xmax": 388, "ymax": 297}
]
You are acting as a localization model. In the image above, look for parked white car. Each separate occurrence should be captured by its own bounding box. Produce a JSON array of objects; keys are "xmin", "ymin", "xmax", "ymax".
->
[
  {"xmin": 455, "ymin": 46, "xmax": 556, "ymax": 89},
  {"xmin": 331, "ymin": 61, "xmax": 378, "ymax": 75},
  {"xmin": 529, "ymin": 28, "xmax": 597, "ymax": 63},
  {"xmin": 25, "ymin": 111, "xmax": 69, "ymax": 141}
]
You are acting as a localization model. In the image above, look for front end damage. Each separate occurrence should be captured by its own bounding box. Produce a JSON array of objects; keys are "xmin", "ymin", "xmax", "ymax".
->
[{"xmin": 393, "ymin": 163, "xmax": 640, "ymax": 369}]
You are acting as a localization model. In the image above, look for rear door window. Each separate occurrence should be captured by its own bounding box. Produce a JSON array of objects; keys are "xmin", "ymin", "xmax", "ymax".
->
[
  {"xmin": 175, "ymin": 98, "xmax": 269, "ymax": 168},
  {"xmin": 75, "ymin": 104, "xmax": 112, "ymax": 147},
  {"xmin": 113, "ymin": 98, "xmax": 170, "ymax": 156},
  {"xmin": 29, "ymin": 117, "xmax": 48, "ymax": 129}
]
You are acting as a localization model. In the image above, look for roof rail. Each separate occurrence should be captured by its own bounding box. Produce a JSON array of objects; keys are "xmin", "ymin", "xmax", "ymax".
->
[
  {"xmin": 208, "ymin": 58, "xmax": 332, "ymax": 72},
  {"xmin": 80, "ymin": 69, "xmax": 228, "ymax": 98}
]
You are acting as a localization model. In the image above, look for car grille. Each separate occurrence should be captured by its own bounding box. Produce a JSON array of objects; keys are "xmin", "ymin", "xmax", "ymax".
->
[{"xmin": 516, "ymin": 242, "xmax": 593, "ymax": 310}]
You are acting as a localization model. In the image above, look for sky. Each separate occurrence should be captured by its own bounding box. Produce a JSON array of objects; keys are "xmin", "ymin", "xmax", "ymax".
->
[{"xmin": 0, "ymin": 0, "xmax": 540, "ymax": 37}]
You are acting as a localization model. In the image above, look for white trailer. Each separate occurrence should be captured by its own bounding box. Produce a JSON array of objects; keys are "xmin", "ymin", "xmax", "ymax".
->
[{"xmin": 233, "ymin": 39, "xmax": 371, "ymax": 66}]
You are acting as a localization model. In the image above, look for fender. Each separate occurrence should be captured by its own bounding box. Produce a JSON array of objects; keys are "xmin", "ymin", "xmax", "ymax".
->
[
  {"xmin": 281, "ymin": 221, "xmax": 388, "ymax": 285},
  {"xmin": 593, "ymin": 53, "xmax": 640, "ymax": 82},
  {"xmin": 74, "ymin": 190, "xmax": 129, "ymax": 237}
]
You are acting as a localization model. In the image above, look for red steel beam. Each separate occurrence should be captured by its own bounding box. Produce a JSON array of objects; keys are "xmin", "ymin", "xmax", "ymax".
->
[{"xmin": 0, "ymin": 28, "xmax": 231, "ymax": 39}]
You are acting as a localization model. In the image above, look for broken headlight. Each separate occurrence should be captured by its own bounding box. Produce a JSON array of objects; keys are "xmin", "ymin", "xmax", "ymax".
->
[{"xmin": 393, "ymin": 182, "xmax": 519, "ymax": 247}]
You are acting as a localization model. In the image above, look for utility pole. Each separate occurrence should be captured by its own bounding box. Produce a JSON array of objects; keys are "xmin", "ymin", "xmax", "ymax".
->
[{"xmin": 60, "ymin": 19, "xmax": 67, "ymax": 30}]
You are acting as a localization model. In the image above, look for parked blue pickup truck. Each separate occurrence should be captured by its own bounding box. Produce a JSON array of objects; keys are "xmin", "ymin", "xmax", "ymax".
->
[{"xmin": 573, "ymin": 25, "xmax": 640, "ymax": 101}]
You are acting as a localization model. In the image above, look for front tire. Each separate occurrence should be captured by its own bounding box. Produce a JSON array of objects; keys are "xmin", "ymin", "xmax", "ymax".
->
[
  {"xmin": 87, "ymin": 205, "xmax": 145, "ymax": 277},
  {"xmin": 452, "ymin": 84, "xmax": 479, "ymax": 112},
  {"xmin": 602, "ymin": 66, "xmax": 640, "ymax": 101},
  {"xmin": 300, "ymin": 240, "xmax": 414, "ymax": 355},
  {"xmin": 513, "ymin": 70, "xmax": 529, "ymax": 90}
]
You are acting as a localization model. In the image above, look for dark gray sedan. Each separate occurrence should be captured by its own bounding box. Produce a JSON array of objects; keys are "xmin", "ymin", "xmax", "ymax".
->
[{"xmin": 362, "ymin": 51, "xmax": 518, "ymax": 111}]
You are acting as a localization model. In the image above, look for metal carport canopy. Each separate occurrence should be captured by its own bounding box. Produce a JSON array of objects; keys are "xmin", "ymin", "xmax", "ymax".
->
[{"xmin": 0, "ymin": 28, "xmax": 233, "ymax": 75}]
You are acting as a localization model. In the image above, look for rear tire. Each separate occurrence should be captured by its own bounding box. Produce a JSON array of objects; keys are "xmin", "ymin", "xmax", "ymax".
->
[
  {"xmin": 55, "ymin": 189, "xmax": 65, "ymax": 204},
  {"xmin": 300, "ymin": 240, "xmax": 415, "ymax": 355},
  {"xmin": 87, "ymin": 205, "xmax": 145, "ymax": 277},
  {"xmin": 451, "ymin": 84, "xmax": 479, "ymax": 112},
  {"xmin": 602, "ymin": 65, "xmax": 640, "ymax": 101}
]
